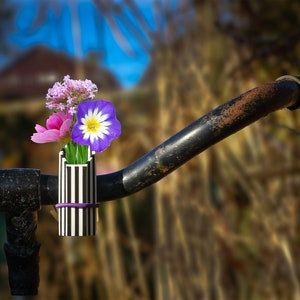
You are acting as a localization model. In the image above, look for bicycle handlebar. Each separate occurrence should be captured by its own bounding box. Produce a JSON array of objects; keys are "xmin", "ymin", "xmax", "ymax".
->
[{"xmin": 39, "ymin": 76, "xmax": 300, "ymax": 204}]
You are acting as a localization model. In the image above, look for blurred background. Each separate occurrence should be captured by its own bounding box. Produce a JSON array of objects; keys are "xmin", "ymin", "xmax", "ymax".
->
[{"xmin": 1, "ymin": 0, "xmax": 300, "ymax": 299}]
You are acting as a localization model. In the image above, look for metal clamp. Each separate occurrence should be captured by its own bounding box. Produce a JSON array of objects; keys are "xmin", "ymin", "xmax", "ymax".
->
[
  {"xmin": 276, "ymin": 75, "xmax": 300, "ymax": 110},
  {"xmin": 0, "ymin": 169, "xmax": 41, "ymax": 296}
]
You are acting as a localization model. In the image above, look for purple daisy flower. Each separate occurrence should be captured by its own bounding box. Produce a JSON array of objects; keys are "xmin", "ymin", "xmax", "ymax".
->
[{"xmin": 71, "ymin": 100, "xmax": 121, "ymax": 152}]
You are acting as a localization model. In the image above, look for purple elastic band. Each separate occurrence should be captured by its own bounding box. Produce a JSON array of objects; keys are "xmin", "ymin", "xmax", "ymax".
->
[{"xmin": 55, "ymin": 203, "xmax": 99, "ymax": 209}]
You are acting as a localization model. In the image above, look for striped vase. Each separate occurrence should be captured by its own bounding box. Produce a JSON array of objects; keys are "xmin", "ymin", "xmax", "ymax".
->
[{"xmin": 57, "ymin": 148, "xmax": 98, "ymax": 236}]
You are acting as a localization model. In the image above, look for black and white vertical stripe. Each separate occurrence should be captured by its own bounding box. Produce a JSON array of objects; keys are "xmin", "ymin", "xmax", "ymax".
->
[{"xmin": 58, "ymin": 148, "xmax": 97, "ymax": 236}]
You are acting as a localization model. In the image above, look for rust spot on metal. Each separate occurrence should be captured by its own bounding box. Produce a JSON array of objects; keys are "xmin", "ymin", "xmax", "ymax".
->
[
  {"xmin": 156, "ymin": 162, "xmax": 169, "ymax": 173},
  {"xmin": 155, "ymin": 147, "xmax": 170, "ymax": 173},
  {"xmin": 207, "ymin": 81, "xmax": 300, "ymax": 137}
]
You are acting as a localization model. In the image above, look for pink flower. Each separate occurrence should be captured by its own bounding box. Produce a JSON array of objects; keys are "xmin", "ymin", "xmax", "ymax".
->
[{"xmin": 31, "ymin": 112, "xmax": 72, "ymax": 143}]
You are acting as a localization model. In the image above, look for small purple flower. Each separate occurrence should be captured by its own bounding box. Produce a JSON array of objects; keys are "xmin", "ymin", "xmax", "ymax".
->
[
  {"xmin": 46, "ymin": 75, "xmax": 98, "ymax": 115},
  {"xmin": 71, "ymin": 100, "xmax": 121, "ymax": 152},
  {"xmin": 58, "ymin": 103, "xmax": 66, "ymax": 111},
  {"xmin": 46, "ymin": 102, "xmax": 54, "ymax": 109},
  {"xmin": 68, "ymin": 106, "xmax": 77, "ymax": 115}
]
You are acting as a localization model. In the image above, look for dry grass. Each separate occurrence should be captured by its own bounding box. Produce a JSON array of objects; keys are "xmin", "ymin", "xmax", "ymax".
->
[{"xmin": 1, "ymin": 3, "xmax": 300, "ymax": 300}]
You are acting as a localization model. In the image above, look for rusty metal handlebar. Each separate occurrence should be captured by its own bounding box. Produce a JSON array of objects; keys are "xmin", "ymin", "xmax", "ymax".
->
[{"xmin": 38, "ymin": 76, "xmax": 300, "ymax": 204}]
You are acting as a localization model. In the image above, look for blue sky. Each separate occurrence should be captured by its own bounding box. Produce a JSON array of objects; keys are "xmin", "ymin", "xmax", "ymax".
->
[{"xmin": 4, "ymin": 0, "xmax": 155, "ymax": 88}]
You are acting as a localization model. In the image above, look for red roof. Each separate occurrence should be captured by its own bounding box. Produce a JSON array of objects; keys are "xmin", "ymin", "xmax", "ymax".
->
[{"xmin": 0, "ymin": 45, "xmax": 120, "ymax": 100}]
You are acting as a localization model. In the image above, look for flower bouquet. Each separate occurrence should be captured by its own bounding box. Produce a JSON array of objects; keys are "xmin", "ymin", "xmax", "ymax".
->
[{"xmin": 31, "ymin": 76, "xmax": 121, "ymax": 236}]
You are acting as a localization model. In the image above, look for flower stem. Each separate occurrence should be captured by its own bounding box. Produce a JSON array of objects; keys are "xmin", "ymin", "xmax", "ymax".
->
[{"xmin": 65, "ymin": 142, "xmax": 89, "ymax": 164}]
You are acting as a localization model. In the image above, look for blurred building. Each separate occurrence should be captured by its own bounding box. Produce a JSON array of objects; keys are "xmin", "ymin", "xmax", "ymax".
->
[{"xmin": 0, "ymin": 45, "xmax": 120, "ymax": 100}]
